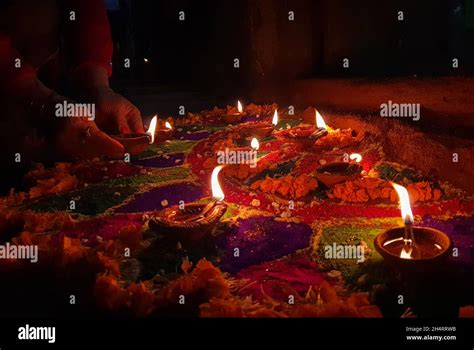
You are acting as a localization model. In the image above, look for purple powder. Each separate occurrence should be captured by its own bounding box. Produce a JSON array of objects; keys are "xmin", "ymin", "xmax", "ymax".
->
[
  {"xmin": 217, "ymin": 216, "xmax": 313, "ymax": 274},
  {"xmin": 240, "ymin": 115, "xmax": 271, "ymax": 123},
  {"xmin": 115, "ymin": 182, "xmax": 203, "ymax": 213},
  {"xmin": 174, "ymin": 130, "xmax": 211, "ymax": 141},
  {"xmin": 421, "ymin": 215, "xmax": 474, "ymax": 269}
]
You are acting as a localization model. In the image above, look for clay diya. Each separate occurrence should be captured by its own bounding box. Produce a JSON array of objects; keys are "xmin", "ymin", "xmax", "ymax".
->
[
  {"xmin": 149, "ymin": 166, "xmax": 228, "ymax": 243},
  {"xmin": 374, "ymin": 183, "xmax": 452, "ymax": 271},
  {"xmin": 315, "ymin": 161, "xmax": 362, "ymax": 187},
  {"xmin": 112, "ymin": 115, "xmax": 158, "ymax": 154},
  {"xmin": 238, "ymin": 109, "xmax": 280, "ymax": 139},
  {"xmin": 282, "ymin": 110, "xmax": 328, "ymax": 145},
  {"xmin": 154, "ymin": 120, "xmax": 174, "ymax": 143},
  {"xmin": 223, "ymin": 100, "xmax": 245, "ymax": 123},
  {"xmin": 112, "ymin": 133, "xmax": 151, "ymax": 155}
]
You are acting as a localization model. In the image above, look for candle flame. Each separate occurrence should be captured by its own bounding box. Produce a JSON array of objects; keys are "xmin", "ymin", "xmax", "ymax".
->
[
  {"xmin": 251, "ymin": 137, "xmax": 260, "ymax": 150},
  {"xmin": 146, "ymin": 115, "xmax": 157, "ymax": 144},
  {"xmin": 165, "ymin": 121, "xmax": 172, "ymax": 129},
  {"xmin": 349, "ymin": 153, "xmax": 362, "ymax": 162},
  {"xmin": 392, "ymin": 183, "xmax": 414, "ymax": 224},
  {"xmin": 211, "ymin": 165, "xmax": 225, "ymax": 201},
  {"xmin": 237, "ymin": 100, "xmax": 243, "ymax": 113},
  {"xmin": 315, "ymin": 110, "xmax": 327, "ymax": 130},
  {"xmin": 272, "ymin": 110, "xmax": 278, "ymax": 126}
]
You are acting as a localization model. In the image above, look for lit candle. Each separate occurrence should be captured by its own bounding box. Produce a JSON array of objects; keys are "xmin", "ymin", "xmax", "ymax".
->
[
  {"xmin": 150, "ymin": 116, "xmax": 174, "ymax": 143},
  {"xmin": 186, "ymin": 165, "xmax": 225, "ymax": 221},
  {"xmin": 211, "ymin": 165, "xmax": 225, "ymax": 202},
  {"xmin": 392, "ymin": 183, "xmax": 415, "ymax": 259},
  {"xmin": 146, "ymin": 115, "xmax": 158, "ymax": 144},
  {"xmin": 311, "ymin": 109, "xmax": 329, "ymax": 139},
  {"xmin": 374, "ymin": 183, "xmax": 451, "ymax": 266},
  {"xmin": 272, "ymin": 110, "xmax": 278, "ymax": 129},
  {"xmin": 237, "ymin": 100, "xmax": 243, "ymax": 114}
]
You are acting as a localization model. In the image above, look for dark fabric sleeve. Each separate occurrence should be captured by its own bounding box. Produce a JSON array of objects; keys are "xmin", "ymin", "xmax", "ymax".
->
[
  {"xmin": 0, "ymin": 33, "xmax": 36, "ymax": 92},
  {"xmin": 63, "ymin": 0, "xmax": 113, "ymax": 76}
]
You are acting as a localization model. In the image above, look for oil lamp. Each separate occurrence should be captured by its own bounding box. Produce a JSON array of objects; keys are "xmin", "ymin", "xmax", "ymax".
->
[
  {"xmin": 374, "ymin": 183, "xmax": 452, "ymax": 270},
  {"xmin": 149, "ymin": 166, "xmax": 228, "ymax": 243},
  {"xmin": 240, "ymin": 109, "xmax": 277, "ymax": 139},
  {"xmin": 153, "ymin": 119, "xmax": 174, "ymax": 143},
  {"xmin": 223, "ymin": 100, "xmax": 245, "ymax": 123},
  {"xmin": 314, "ymin": 153, "xmax": 362, "ymax": 187},
  {"xmin": 312, "ymin": 110, "xmax": 329, "ymax": 139},
  {"xmin": 282, "ymin": 109, "xmax": 328, "ymax": 145},
  {"xmin": 112, "ymin": 115, "xmax": 157, "ymax": 154}
]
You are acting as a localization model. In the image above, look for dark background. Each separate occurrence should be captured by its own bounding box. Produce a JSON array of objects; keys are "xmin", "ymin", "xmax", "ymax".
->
[{"xmin": 106, "ymin": 0, "xmax": 474, "ymax": 92}]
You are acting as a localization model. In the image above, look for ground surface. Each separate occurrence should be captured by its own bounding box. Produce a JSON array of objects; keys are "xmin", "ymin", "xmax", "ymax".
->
[{"xmin": 1, "ymin": 101, "xmax": 473, "ymax": 318}]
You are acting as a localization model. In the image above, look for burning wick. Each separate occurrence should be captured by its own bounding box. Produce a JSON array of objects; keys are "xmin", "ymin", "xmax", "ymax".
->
[
  {"xmin": 211, "ymin": 165, "xmax": 225, "ymax": 202},
  {"xmin": 311, "ymin": 110, "xmax": 329, "ymax": 139},
  {"xmin": 392, "ymin": 183, "xmax": 416, "ymax": 259},
  {"xmin": 251, "ymin": 137, "xmax": 260, "ymax": 151},
  {"xmin": 165, "ymin": 121, "xmax": 172, "ymax": 130},
  {"xmin": 237, "ymin": 100, "xmax": 243, "ymax": 114},
  {"xmin": 272, "ymin": 110, "xmax": 278, "ymax": 128},
  {"xmin": 146, "ymin": 115, "xmax": 158, "ymax": 144},
  {"xmin": 349, "ymin": 153, "xmax": 362, "ymax": 163},
  {"xmin": 251, "ymin": 138, "xmax": 260, "ymax": 166},
  {"xmin": 189, "ymin": 166, "xmax": 225, "ymax": 222}
]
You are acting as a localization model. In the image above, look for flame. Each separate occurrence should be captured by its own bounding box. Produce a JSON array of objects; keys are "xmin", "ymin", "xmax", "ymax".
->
[
  {"xmin": 251, "ymin": 137, "xmax": 260, "ymax": 150},
  {"xmin": 165, "ymin": 121, "xmax": 172, "ymax": 129},
  {"xmin": 146, "ymin": 115, "xmax": 157, "ymax": 144},
  {"xmin": 272, "ymin": 110, "xmax": 278, "ymax": 126},
  {"xmin": 315, "ymin": 110, "xmax": 327, "ymax": 130},
  {"xmin": 400, "ymin": 246, "xmax": 413, "ymax": 259},
  {"xmin": 349, "ymin": 153, "xmax": 362, "ymax": 162},
  {"xmin": 237, "ymin": 100, "xmax": 243, "ymax": 113},
  {"xmin": 211, "ymin": 165, "xmax": 225, "ymax": 201},
  {"xmin": 392, "ymin": 183, "xmax": 414, "ymax": 224}
]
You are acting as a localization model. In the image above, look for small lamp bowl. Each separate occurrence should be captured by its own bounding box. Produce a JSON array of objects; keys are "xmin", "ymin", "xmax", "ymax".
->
[
  {"xmin": 374, "ymin": 227, "xmax": 452, "ymax": 271},
  {"xmin": 149, "ymin": 202, "xmax": 227, "ymax": 243},
  {"xmin": 112, "ymin": 133, "xmax": 150, "ymax": 155},
  {"xmin": 315, "ymin": 162, "xmax": 362, "ymax": 187},
  {"xmin": 240, "ymin": 123, "xmax": 274, "ymax": 139},
  {"xmin": 154, "ymin": 128, "xmax": 174, "ymax": 143},
  {"xmin": 223, "ymin": 114, "xmax": 243, "ymax": 123}
]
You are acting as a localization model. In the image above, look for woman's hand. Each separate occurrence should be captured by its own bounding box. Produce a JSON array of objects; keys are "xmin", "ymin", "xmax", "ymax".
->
[
  {"xmin": 92, "ymin": 86, "xmax": 144, "ymax": 134},
  {"xmin": 4, "ymin": 78, "xmax": 126, "ymax": 161},
  {"xmin": 45, "ymin": 94, "xmax": 126, "ymax": 160},
  {"xmin": 50, "ymin": 107, "xmax": 125, "ymax": 160},
  {"xmin": 72, "ymin": 64, "xmax": 144, "ymax": 135}
]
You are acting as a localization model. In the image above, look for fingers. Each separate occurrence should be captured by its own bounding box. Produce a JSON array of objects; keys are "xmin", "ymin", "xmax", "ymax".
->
[
  {"xmin": 115, "ymin": 113, "xmax": 131, "ymax": 134},
  {"xmin": 106, "ymin": 101, "xmax": 144, "ymax": 134},
  {"xmin": 55, "ymin": 119, "xmax": 125, "ymax": 160},
  {"xmin": 84, "ymin": 125, "xmax": 125, "ymax": 159},
  {"xmin": 125, "ymin": 106, "xmax": 145, "ymax": 133}
]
